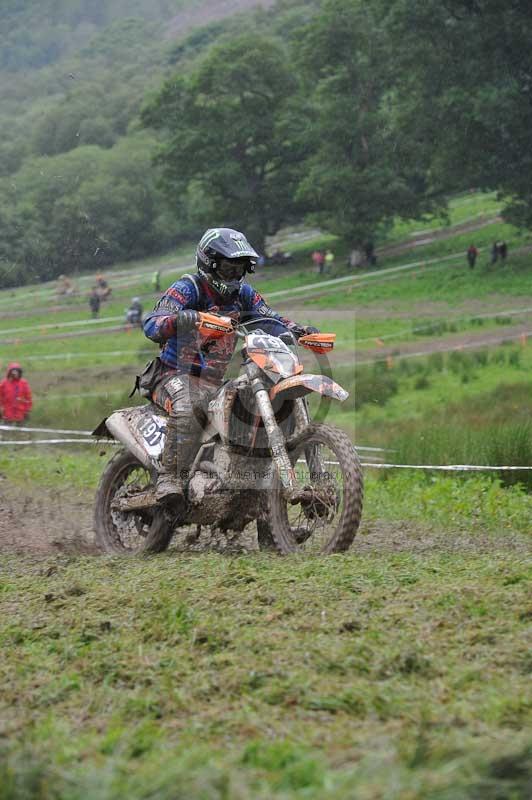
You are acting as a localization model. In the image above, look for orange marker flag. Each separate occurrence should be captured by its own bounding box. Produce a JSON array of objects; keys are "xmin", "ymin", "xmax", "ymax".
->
[
  {"xmin": 376, "ymin": 338, "xmax": 385, "ymax": 347},
  {"xmin": 386, "ymin": 355, "xmax": 394, "ymax": 370},
  {"xmin": 520, "ymin": 333, "xmax": 527, "ymax": 348}
]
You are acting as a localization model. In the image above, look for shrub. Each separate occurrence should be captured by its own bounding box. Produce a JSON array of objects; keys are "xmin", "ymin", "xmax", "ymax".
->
[
  {"xmin": 491, "ymin": 350, "xmax": 507, "ymax": 365},
  {"xmin": 354, "ymin": 367, "xmax": 398, "ymax": 409},
  {"xmin": 428, "ymin": 352, "xmax": 444, "ymax": 372},
  {"xmin": 414, "ymin": 375, "xmax": 431, "ymax": 390},
  {"xmin": 472, "ymin": 350, "xmax": 489, "ymax": 367},
  {"xmin": 393, "ymin": 422, "xmax": 532, "ymax": 490}
]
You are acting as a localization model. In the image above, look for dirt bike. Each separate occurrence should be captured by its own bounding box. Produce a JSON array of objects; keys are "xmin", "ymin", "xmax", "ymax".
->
[{"xmin": 92, "ymin": 316, "xmax": 363, "ymax": 555}]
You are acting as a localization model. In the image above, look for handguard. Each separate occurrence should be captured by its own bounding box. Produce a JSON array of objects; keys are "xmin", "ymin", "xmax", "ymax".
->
[
  {"xmin": 298, "ymin": 332, "xmax": 336, "ymax": 353},
  {"xmin": 196, "ymin": 312, "xmax": 234, "ymax": 338}
]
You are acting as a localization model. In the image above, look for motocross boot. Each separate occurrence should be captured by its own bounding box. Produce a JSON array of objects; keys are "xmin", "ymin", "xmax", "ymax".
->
[
  {"xmin": 156, "ymin": 417, "xmax": 181, "ymax": 503},
  {"xmin": 156, "ymin": 418, "xmax": 199, "ymax": 507}
]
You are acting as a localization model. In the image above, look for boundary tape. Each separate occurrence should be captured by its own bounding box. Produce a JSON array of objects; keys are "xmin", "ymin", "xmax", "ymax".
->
[
  {"xmin": 266, "ymin": 250, "xmax": 466, "ymax": 300},
  {"xmin": 0, "ymin": 438, "xmax": 109, "ymax": 445},
  {"xmin": 1, "ymin": 435, "xmax": 530, "ymax": 472},
  {"xmin": 11, "ymin": 349, "xmax": 154, "ymax": 363},
  {"xmin": 0, "ymin": 424, "xmax": 93, "ymax": 435},
  {"xmin": 0, "ymin": 316, "xmax": 124, "ymax": 337},
  {"xmin": 0, "ymin": 422, "xmax": 395, "ymax": 453},
  {"xmin": 360, "ymin": 462, "xmax": 532, "ymax": 471}
]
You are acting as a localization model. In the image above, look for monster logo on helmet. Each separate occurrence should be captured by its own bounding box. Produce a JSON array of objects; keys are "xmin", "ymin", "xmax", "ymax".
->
[{"xmin": 196, "ymin": 227, "xmax": 259, "ymax": 297}]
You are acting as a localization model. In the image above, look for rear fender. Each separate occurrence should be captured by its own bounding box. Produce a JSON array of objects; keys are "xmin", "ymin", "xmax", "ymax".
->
[
  {"xmin": 92, "ymin": 405, "xmax": 168, "ymax": 468},
  {"xmin": 269, "ymin": 374, "xmax": 349, "ymax": 403}
]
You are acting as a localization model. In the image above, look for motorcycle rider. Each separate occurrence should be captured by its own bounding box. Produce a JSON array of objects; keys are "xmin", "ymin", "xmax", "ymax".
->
[
  {"xmin": 126, "ymin": 296, "xmax": 143, "ymax": 326},
  {"xmin": 143, "ymin": 227, "xmax": 318, "ymax": 505}
]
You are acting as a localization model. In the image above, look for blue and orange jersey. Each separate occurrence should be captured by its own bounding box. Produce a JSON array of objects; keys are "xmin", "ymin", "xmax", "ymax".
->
[{"xmin": 143, "ymin": 274, "xmax": 296, "ymax": 383}]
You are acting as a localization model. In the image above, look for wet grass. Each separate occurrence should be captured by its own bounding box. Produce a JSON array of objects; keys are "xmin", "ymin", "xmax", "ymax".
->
[
  {"xmin": 1, "ymin": 198, "xmax": 531, "ymax": 800},
  {"xmin": 0, "ymin": 545, "xmax": 530, "ymax": 799}
]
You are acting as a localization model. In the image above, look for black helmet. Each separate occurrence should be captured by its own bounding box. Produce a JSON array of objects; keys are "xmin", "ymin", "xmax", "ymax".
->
[{"xmin": 196, "ymin": 228, "xmax": 259, "ymax": 298}]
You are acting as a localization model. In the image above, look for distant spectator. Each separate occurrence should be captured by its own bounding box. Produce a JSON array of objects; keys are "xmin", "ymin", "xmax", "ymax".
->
[
  {"xmin": 499, "ymin": 240, "xmax": 508, "ymax": 262},
  {"xmin": 466, "ymin": 244, "xmax": 479, "ymax": 269},
  {"xmin": 312, "ymin": 250, "xmax": 325, "ymax": 274},
  {"xmin": 364, "ymin": 240, "xmax": 377, "ymax": 266},
  {"xmin": 89, "ymin": 287, "xmax": 101, "ymax": 318},
  {"xmin": 95, "ymin": 273, "xmax": 112, "ymax": 300},
  {"xmin": 348, "ymin": 248, "xmax": 363, "ymax": 270},
  {"xmin": 491, "ymin": 242, "xmax": 499, "ymax": 264},
  {"xmin": 126, "ymin": 297, "xmax": 143, "ymax": 326},
  {"xmin": 152, "ymin": 270, "xmax": 161, "ymax": 292},
  {"xmin": 57, "ymin": 274, "xmax": 74, "ymax": 296},
  {"xmin": 324, "ymin": 249, "xmax": 335, "ymax": 273},
  {"xmin": 0, "ymin": 362, "xmax": 32, "ymax": 425}
]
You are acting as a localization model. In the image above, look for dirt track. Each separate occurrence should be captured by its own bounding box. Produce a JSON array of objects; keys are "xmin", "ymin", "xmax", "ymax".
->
[
  {"xmin": 1, "ymin": 477, "xmax": 529, "ymax": 557},
  {"xmin": 0, "ymin": 479, "xmax": 97, "ymax": 554},
  {"xmin": 352, "ymin": 321, "xmax": 532, "ymax": 363}
]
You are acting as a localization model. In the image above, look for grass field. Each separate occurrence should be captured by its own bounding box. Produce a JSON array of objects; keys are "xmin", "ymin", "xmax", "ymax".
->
[
  {"xmin": 1, "ymin": 191, "xmax": 531, "ymax": 799},
  {"xmin": 1, "ymin": 543, "xmax": 531, "ymax": 800}
]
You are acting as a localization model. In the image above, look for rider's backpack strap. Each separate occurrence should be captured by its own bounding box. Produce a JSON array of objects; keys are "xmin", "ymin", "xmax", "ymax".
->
[{"xmin": 181, "ymin": 273, "xmax": 201, "ymax": 305}]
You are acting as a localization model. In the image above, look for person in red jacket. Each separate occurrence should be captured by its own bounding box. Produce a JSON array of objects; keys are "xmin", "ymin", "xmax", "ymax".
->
[{"xmin": 0, "ymin": 362, "xmax": 33, "ymax": 424}]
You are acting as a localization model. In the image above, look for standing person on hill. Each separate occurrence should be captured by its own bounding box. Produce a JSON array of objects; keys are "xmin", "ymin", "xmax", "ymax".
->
[
  {"xmin": 89, "ymin": 288, "xmax": 101, "ymax": 319},
  {"xmin": 499, "ymin": 240, "xmax": 508, "ymax": 262},
  {"xmin": 491, "ymin": 241, "xmax": 499, "ymax": 264},
  {"xmin": 142, "ymin": 227, "xmax": 319, "ymax": 505},
  {"xmin": 312, "ymin": 249, "xmax": 325, "ymax": 274},
  {"xmin": 466, "ymin": 244, "xmax": 479, "ymax": 269},
  {"xmin": 0, "ymin": 363, "xmax": 32, "ymax": 425},
  {"xmin": 364, "ymin": 240, "xmax": 377, "ymax": 266},
  {"xmin": 348, "ymin": 248, "xmax": 363, "ymax": 270},
  {"xmin": 324, "ymin": 249, "xmax": 335, "ymax": 273}
]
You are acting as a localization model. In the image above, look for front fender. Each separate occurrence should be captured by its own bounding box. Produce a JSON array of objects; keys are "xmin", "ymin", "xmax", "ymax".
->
[{"xmin": 269, "ymin": 373, "xmax": 349, "ymax": 403}]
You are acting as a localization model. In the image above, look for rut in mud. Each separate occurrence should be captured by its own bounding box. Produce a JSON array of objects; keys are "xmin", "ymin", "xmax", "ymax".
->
[
  {"xmin": 0, "ymin": 478, "xmax": 529, "ymax": 557},
  {"xmin": 0, "ymin": 480, "xmax": 97, "ymax": 554}
]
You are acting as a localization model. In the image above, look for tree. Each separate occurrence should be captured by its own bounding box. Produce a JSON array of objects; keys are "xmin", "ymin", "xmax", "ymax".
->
[
  {"xmin": 382, "ymin": 0, "xmax": 532, "ymax": 227},
  {"xmin": 294, "ymin": 0, "xmax": 435, "ymax": 247},
  {"xmin": 142, "ymin": 35, "xmax": 307, "ymax": 250},
  {"xmin": 0, "ymin": 135, "xmax": 177, "ymax": 286}
]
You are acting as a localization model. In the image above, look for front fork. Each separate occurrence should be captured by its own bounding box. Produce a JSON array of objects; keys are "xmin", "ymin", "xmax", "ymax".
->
[
  {"xmin": 247, "ymin": 364, "xmax": 297, "ymax": 493},
  {"xmin": 294, "ymin": 397, "xmax": 325, "ymax": 478}
]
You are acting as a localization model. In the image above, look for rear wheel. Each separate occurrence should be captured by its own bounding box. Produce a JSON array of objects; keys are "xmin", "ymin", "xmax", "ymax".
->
[
  {"xmin": 94, "ymin": 449, "xmax": 173, "ymax": 554},
  {"xmin": 269, "ymin": 423, "xmax": 363, "ymax": 554}
]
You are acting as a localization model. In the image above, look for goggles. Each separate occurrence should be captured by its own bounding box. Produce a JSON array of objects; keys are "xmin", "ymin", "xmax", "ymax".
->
[{"xmin": 216, "ymin": 259, "xmax": 248, "ymax": 281}]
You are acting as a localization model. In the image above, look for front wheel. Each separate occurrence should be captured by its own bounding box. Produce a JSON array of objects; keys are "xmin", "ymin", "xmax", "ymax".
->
[
  {"xmin": 269, "ymin": 423, "xmax": 363, "ymax": 554},
  {"xmin": 94, "ymin": 449, "xmax": 173, "ymax": 554}
]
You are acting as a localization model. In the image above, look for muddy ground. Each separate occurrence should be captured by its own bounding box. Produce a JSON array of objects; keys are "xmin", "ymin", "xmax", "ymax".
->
[
  {"xmin": 0, "ymin": 479, "xmax": 97, "ymax": 554},
  {"xmin": 0, "ymin": 478, "xmax": 529, "ymax": 558}
]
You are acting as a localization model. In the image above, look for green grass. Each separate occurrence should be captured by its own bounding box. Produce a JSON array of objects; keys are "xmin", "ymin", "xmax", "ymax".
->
[
  {"xmin": 307, "ymin": 253, "xmax": 532, "ymax": 311},
  {"xmin": 0, "ymin": 446, "xmax": 107, "ymax": 490},
  {"xmin": 0, "ymin": 331, "xmax": 156, "ymax": 371},
  {"xmin": 382, "ymin": 190, "xmax": 503, "ymax": 243},
  {"xmin": 2, "ymin": 443, "xmax": 531, "ymax": 533},
  {"xmin": 1, "ymin": 541, "xmax": 531, "ymax": 799},
  {"xmin": 353, "ymin": 347, "xmax": 532, "ymax": 426},
  {"xmin": 366, "ymin": 471, "xmax": 532, "ymax": 531},
  {"xmin": 2, "ymin": 175, "xmax": 532, "ymax": 800}
]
